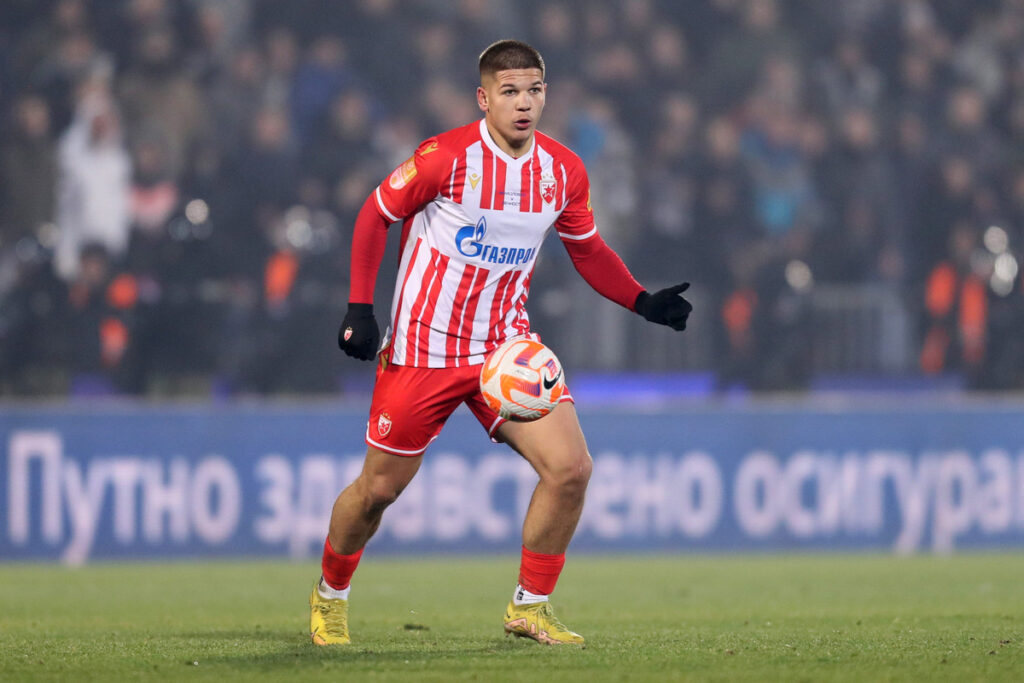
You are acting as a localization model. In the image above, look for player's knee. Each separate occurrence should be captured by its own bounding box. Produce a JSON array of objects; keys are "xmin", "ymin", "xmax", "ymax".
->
[
  {"xmin": 546, "ymin": 450, "xmax": 592, "ymax": 496},
  {"xmin": 573, "ymin": 452, "xmax": 593, "ymax": 490},
  {"xmin": 359, "ymin": 473, "xmax": 407, "ymax": 513}
]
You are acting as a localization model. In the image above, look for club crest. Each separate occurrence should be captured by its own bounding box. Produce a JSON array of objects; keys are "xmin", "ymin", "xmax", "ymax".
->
[
  {"xmin": 377, "ymin": 411, "xmax": 392, "ymax": 438},
  {"xmin": 540, "ymin": 175, "xmax": 556, "ymax": 204}
]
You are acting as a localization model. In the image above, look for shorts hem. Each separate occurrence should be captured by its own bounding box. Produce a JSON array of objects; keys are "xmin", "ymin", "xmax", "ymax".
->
[
  {"xmin": 365, "ymin": 428, "xmax": 433, "ymax": 457},
  {"xmin": 486, "ymin": 415, "xmax": 505, "ymax": 442}
]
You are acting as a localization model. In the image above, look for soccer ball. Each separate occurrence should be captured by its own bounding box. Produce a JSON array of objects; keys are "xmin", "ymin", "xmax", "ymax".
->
[{"xmin": 480, "ymin": 338, "xmax": 566, "ymax": 421}]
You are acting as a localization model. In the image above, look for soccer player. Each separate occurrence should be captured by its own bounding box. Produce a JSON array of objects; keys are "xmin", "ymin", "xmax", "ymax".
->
[{"xmin": 309, "ymin": 39, "xmax": 691, "ymax": 647}]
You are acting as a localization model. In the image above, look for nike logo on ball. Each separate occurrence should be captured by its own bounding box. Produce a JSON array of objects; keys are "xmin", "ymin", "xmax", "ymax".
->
[{"xmin": 542, "ymin": 371, "xmax": 561, "ymax": 390}]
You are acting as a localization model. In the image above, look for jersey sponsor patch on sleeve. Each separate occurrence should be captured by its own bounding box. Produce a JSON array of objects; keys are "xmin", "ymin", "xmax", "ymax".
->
[{"xmin": 389, "ymin": 156, "xmax": 418, "ymax": 190}]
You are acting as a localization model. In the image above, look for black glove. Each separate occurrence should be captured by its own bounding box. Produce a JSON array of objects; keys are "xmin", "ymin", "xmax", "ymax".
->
[
  {"xmin": 635, "ymin": 282, "xmax": 693, "ymax": 331},
  {"xmin": 338, "ymin": 303, "xmax": 380, "ymax": 360}
]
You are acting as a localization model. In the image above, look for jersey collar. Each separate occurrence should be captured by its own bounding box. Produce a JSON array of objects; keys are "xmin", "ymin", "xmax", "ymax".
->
[{"xmin": 479, "ymin": 118, "xmax": 535, "ymax": 164}]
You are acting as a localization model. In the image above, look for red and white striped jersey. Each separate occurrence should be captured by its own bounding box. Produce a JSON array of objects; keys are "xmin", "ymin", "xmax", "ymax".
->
[{"xmin": 372, "ymin": 119, "xmax": 598, "ymax": 368}]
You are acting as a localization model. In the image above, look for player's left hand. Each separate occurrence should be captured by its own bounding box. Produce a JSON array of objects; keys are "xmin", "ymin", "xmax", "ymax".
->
[
  {"xmin": 635, "ymin": 282, "xmax": 693, "ymax": 331},
  {"xmin": 338, "ymin": 303, "xmax": 380, "ymax": 360}
]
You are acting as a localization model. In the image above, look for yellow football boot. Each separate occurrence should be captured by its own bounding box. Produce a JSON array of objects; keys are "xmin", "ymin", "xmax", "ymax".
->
[
  {"xmin": 503, "ymin": 600, "xmax": 585, "ymax": 646},
  {"xmin": 309, "ymin": 582, "xmax": 350, "ymax": 645}
]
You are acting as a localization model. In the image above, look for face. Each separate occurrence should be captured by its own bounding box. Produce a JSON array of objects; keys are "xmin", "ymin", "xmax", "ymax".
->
[{"xmin": 477, "ymin": 68, "xmax": 545, "ymax": 154}]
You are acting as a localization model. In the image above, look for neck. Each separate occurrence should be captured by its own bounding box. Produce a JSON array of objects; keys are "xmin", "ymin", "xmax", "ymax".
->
[{"xmin": 484, "ymin": 119, "xmax": 532, "ymax": 158}]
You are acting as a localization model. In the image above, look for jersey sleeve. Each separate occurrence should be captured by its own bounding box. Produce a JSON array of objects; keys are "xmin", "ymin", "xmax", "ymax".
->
[
  {"xmin": 372, "ymin": 137, "xmax": 451, "ymax": 222},
  {"xmin": 348, "ymin": 194, "xmax": 390, "ymax": 305},
  {"xmin": 553, "ymin": 160, "xmax": 598, "ymax": 243},
  {"xmin": 563, "ymin": 231, "xmax": 645, "ymax": 311},
  {"xmin": 556, "ymin": 158, "xmax": 644, "ymax": 310}
]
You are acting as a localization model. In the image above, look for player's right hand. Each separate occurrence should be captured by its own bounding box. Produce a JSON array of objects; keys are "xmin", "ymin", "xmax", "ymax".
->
[{"xmin": 338, "ymin": 303, "xmax": 380, "ymax": 360}]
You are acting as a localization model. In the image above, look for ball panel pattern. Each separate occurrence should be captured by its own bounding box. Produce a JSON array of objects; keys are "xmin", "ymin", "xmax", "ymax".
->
[{"xmin": 479, "ymin": 338, "xmax": 565, "ymax": 421}]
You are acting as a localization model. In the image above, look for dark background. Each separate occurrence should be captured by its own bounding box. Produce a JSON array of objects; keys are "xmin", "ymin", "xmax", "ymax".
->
[{"xmin": 2, "ymin": 0, "xmax": 1023, "ymax": 398}]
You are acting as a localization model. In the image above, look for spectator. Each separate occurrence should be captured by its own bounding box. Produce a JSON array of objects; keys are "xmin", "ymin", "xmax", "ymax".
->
[
  {"xmin": 129, "ymin": 136, "xmax": 179, "ymax": 237},
  {"xmin": 739, "ymin": 94, "xmax": 820, "ymax": 242},
  {"xmin": 939, "ymin": 84, "xmax": 1005, "ymax": 180},
  {"xmin": 891, "ymin": 49, "xmax": 945, "ymax": 119},
  {"xmin": 0, "ymin": 95, "xmax": 56, "ymax": 252},
  {"xmin": 531, "ymin": 2, "xmax": 580, "ymax": 77},
  {"xmin": 913, "ymin": 154, "xmax": 977, "ymax": 283},
  {"xmin": 54, "ymin": 88, "xmax": 131, "ymax": 281},
  {"xmin": 10, "ymin": 0, "xmax": 91, "ymax": 78},
  {"xmin": 638, "ymin": 92, "xmax": 701, "ymax": 279},
  {"xmin": 305, "ymin": 89, "xmax": 377, "ymax": 189},
  {"xmin": 261, "ymin": 27, "xmax": 298, "ymax": 110},
  {"xmin": 206, "ymin": 44, "xmax": 265, "ymax": 155},
  {"xmin": 890, "ymin": 109, "xmax": 933, "ymax": 280},
  {"xmin": 216, "ymin": 105, "xmax": 297, "ymax": 282},
  {"xmin": 703, "ymin": 0, "xmax": 799, "ymax": 110},
  {"xmin": 919, "ymin": 223, "xmax": 989, "ymax": 382},
  {"xmin": 814, "ymin": 106, "xmax": 902, "ymax": 283},
  {"xmin": 814, "ymin": 34, "xmax": 885, "ymax": 114},
  {"xmin": 188, "ymin": 0, "xmax": 253, "ymax": 83},
  {"xmin": 5, "ymin": 0, "xmax": 1024, "ymax": 393},
  {"xmin": 694, "ymin": 115, "xmax": 756, "ymax": 292},
  {"xmin": 117, "ymin": 24, "xmax": 208, "ymax": 177},
  {"xmin": 26, "ymin": 28, "xmax": 113, "ymax": 133},
  {"xmin": 290, "ymin": 35, "xmax": 354, "ymax": 145},
  {"xmin": 949, "ymin": 4, "xmax": 1007, "ymax": 100},
  {"xmin": 571, "ymin": 95, "xmax": 637, "ymax": 254},
  {"xmin": 342, "ymin": 0, "xmax": 411, "ymax": 95},
  {"xmin": 644, "ymin": 24, "xmax": 694, "ymax": 96},
  {"xmin": 63, "ymin": 242, "xmax": 139, "ymax": 394}
]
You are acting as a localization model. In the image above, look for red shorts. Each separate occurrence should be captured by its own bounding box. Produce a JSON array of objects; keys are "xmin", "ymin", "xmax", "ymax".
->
[{"xmin": 365, "ymin": 360, "xmax": 574, "ymax": 456}]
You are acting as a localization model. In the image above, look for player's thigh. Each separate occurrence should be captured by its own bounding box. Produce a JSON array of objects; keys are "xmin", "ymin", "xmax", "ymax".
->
[
  {"xmin": 355, "ymin": 445, "xmax": 423, "ymax": 503},
  {"xmin": 496, "ymin": 402, "xmax": 592, "ymax": 485}
]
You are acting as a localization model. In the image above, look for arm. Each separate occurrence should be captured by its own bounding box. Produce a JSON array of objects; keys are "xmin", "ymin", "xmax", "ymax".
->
[
  {"xmin": 348, "ymin": 195, "xmax": 390, "ymax": 305},
  {"xmin": 562, "ymin": 232, "xmax": 644, "ymax": 310},
  {"xmin": 556, "ymin": 163, "xmax": 692, "ymax": 331},
  {"xmin": 337, "ymin": 196, "xmax": 389, "ymax": 359},
  {"xmin": 338, "ymin": 138, "xmax": 450, "ymax": 359}
]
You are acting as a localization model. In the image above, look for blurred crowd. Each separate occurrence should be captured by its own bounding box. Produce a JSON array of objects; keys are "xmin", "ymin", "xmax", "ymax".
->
[{"xmin": 3, "ymin": 0, "xmax": 1024, "ymax": 396}]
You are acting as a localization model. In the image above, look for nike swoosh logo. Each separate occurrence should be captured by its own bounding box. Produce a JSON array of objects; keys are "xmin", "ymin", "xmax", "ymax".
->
[{"xmin": 542, "ymin": 371, "xmax": 562, "ymax": 390}]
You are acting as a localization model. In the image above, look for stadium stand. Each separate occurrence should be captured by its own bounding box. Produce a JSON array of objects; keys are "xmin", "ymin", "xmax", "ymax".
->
[{"xmin": 2, "ymin": 0, "xmax": 1024, "ymax": 395}]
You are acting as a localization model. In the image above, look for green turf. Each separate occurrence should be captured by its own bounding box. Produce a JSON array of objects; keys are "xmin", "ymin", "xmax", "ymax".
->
[{"xmin": 1, "ymin": 554, "xmax": 1022, "ymax": 682}]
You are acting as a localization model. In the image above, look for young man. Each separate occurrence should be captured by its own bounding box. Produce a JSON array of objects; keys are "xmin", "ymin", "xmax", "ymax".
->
[{"xmin": 310, "ymin": 39, "xmax": 691, "ymax": 647}]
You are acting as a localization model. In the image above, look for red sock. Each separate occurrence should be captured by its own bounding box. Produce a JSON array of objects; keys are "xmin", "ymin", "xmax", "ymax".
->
[
  {"xmin": 518, "ymin": 545, "xmax": 566, "ymax": 595},
  {"xmin": 321, "ymin": 539, "xmax": 363, "ymax": 590}
]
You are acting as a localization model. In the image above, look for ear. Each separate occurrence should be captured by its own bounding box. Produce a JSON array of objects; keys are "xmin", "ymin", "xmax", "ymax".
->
[{"xmin": 476, "ymin": 86, "xmax": 488, "ymax": 113}]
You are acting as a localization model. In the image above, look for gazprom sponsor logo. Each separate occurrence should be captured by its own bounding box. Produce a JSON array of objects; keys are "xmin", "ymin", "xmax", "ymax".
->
[
  {"xmin": 455, "ymin": 217, "xmax": 487, "ymax": 257},
  {"xmin": 454, "ymin": 217, "xmax": 535, "ymax": 265}
]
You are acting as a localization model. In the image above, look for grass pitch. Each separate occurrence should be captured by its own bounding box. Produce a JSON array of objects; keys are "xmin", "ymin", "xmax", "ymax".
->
[{"xmin": 1, "ymin": 554, "xmax": 1022, "ymax": 682}]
